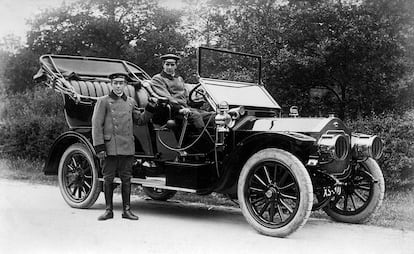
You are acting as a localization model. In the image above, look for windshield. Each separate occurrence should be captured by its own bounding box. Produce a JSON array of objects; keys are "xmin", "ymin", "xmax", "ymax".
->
[
  {"xmin": 197, "ymin": 47, "xmax": 280, "ymax": 109},
  {"xmin": 200, "ymin": 78, "xmax": 280, "ymax": 109},
  {"xmin": 198, "ymin": 47, "xmax": 261, "ymax": 84}
]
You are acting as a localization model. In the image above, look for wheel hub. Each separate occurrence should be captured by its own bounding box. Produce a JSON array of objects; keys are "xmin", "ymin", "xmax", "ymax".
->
[
  {"xmin": 343, "ymin": 181, "xmax": 356, "ymax": 194},
  {"xmin": 265, "ymin": 187, "xmax": 278, "ymax": 199},
  {"xmin": 73, "ymin": 170, "xmax": 84, "ymax": 181}
]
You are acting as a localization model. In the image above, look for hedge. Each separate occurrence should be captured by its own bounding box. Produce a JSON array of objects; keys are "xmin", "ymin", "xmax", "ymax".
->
[
  {"xmin": 346, "ymin": 112, "xmax": 414, "ymax": 190},
  {"xmin": 0, "ymin": 86, "xmax": 67, "ymax": 159}
]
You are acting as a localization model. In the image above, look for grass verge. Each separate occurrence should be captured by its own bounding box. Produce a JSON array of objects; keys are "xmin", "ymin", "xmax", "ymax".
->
[
  {"xmin": 0, "ymin": 156, "xmax": 413, "ymax": 231},
  {"xmin": 0, "ymin": 156, "xmax": 57, "ymax": 185}
]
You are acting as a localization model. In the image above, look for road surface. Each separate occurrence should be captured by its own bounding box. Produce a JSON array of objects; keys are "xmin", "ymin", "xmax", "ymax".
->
[{"xmin": 0, "ymin": 179, "xmax": 412, "ymax": 254}]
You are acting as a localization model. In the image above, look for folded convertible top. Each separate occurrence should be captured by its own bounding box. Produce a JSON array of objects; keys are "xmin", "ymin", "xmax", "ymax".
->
[{"xmin": 34, "ymin": 54, "xmax": 150, "ymax": 82}]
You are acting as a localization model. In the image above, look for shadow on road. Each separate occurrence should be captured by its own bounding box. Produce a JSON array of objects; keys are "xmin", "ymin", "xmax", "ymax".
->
[{"xmin": 92, "ymin": 196, "xmax": 247, "ymax": 225}]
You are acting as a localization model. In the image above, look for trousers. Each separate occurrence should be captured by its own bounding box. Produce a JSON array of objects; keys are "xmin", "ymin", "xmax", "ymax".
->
[
  {"xmin": 186, "ymin": 108, "xmax": 214, "ymax": 129},
  {"xmin": 102, "ymin": 155, "xmax": 134, "ymax": 182}
]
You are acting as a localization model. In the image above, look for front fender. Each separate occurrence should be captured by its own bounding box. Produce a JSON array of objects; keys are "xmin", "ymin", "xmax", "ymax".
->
[
  {"xmin": 44, "ymin": 130, "xmax": 97, "ymax": 175},
  {"xmin": 216, "ymin": 131, "xmax": 315, "ymax": 193}
]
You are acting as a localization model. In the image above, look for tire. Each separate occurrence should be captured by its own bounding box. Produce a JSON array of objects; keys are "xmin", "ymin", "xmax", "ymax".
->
[
  {"xmin": 238, "ymin": 148, "xmax": 313, "ymax": 237},
  {"xmin": 143, "ymin": 187, "xmax": 177, "ymax": 201},
  {"xmin": 324, "ymin": 158, "xmax": 385, "ymax": 223},
  {"xmin": 58, "ymin": 143, "xmax": 101, "ymax": 208}
]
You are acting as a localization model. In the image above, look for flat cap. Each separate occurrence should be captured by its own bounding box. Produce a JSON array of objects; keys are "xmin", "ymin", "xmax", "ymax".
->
[
  {"xmin": 160, "ymin": 53, "xmax": 181, "ymax": 61},
  {"xmin": 108, "ymin": 72, "xmax": 132, "ymax": 81}
]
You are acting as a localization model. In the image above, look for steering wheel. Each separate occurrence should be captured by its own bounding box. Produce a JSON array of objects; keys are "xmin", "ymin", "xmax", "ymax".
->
[{"xmin": 188, "ymin": 83, "xmax": 207, "ymax": 104}]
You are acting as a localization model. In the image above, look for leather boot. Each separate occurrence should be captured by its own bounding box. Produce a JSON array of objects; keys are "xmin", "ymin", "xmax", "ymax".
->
[
  {"xmin": 121, "ymin": 180, "xmax": 138, "ymax": 220},
  {"xmin": 98, "ymin": 181, "xmax": 114, "ymax": 221}
]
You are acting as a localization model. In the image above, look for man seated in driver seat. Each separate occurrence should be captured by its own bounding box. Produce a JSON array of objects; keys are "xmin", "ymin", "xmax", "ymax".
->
[{"xmin": 149, "ymin": 53, "xmax": 211, "ymax": 133}]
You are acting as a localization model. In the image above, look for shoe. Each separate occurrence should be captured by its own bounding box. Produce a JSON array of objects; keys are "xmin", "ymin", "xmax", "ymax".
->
[
  {"xmin": 121, "ymin": 180, "xmax": 139, "ymax": 220},
  {"xmin": 122, "ymin": 208, "xmax": 139, "ymax": 220},
  {"xmin": 98, "ymin": 209, "xmax": 114, "ymax": 220},
  {"xmin": 98, "ymin": 180, "xmax": 114, "ymax": 221}
]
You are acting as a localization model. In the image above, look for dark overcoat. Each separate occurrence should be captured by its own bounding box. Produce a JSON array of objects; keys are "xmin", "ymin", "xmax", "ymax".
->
[{"xmin": 92, "ymin": 91, "xmax": 153, "ymax": 155}]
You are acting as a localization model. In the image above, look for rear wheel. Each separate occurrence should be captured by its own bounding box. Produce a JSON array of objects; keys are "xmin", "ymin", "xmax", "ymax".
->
[
  {"xmin": 143, "ymin": 187, "xmax": 177, "ymax": 201},
  {"xmin": 324, "ymin": 158, "xmax": 384, "ymax": 223},
  {"xmin": 58, "ymin": 143, "xmax": 101, "ymax": 208},
  {"xmin": 238, "ymin": 148, "xmax": 313, "ymax": 237}
]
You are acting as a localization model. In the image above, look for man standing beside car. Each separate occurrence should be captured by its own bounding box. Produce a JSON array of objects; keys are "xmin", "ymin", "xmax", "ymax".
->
[{"xmin": 92, "ymin": 73, "xmax": 154, "ymax": 221}]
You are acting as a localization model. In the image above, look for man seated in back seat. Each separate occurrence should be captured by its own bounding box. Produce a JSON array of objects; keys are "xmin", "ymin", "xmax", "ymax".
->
[{"xmin": 149, "ymin": 54, "xmax": 212, "ymax": 134}]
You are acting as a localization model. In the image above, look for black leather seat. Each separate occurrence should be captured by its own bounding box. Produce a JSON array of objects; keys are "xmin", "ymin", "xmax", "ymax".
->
[
  {"xmin": 62, "ymin": 79, "xmax": 150, "ymax": 129},
  {"xmin": 65, "ymin": 80, "xmax": 137, "ymax": 100}
]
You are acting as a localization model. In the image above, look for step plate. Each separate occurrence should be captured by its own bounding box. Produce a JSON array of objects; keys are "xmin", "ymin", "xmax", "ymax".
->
[{"xmin": 99, "ymin": 177, "xmax": 197, "ymax": 193}]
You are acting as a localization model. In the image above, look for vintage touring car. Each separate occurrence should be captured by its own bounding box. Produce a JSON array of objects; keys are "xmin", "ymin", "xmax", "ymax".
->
[{"xmin": 35, "ymin": 47, "xmax": 385, "ymax": 237}]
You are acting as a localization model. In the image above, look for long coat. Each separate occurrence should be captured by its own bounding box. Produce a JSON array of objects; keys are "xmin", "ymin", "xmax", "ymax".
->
[{"xmin": 92, "ymin": 91, "xmax": 153, "ymax": 156}]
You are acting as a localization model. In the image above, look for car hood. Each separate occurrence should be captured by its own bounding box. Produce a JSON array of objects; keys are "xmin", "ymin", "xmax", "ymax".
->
[{"xmin": 236, "ymin": 117, "xmax": 350, "ymax": 138}]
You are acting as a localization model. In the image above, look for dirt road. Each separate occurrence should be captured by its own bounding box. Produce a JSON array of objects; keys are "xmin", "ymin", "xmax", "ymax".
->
[{"xmin": 0, "ymin": 179, "xmax": 412, "ymax": 254}]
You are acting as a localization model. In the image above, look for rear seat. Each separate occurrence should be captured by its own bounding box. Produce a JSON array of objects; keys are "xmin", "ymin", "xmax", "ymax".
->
[
  {"xmin": 62, "ymin": 79, "xmax": 150, "ymax": 128},
  {"xmin": 63, "ymin": 78, "xmax": 186, "ymax": 158},
  {"xmin": 63, "ymin": 80, "xmax": 149, "ymax": 108}
]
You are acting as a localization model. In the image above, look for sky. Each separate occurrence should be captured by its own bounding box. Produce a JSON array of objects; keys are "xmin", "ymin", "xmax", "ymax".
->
[
  {"xmin": 0, "ymin": 0, "xmax": 184, "ymax": 41},
  {"xmin": 0, "ymin": 0, "xmax": 72, "ymax": 39}
]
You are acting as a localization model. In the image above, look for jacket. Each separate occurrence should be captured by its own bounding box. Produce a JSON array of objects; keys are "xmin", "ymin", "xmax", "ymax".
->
[
  {"xmin": 150, "ymin": 71, "xmax": 188, "ymax": 111},
  {"xmin": 92, "ymin": 91, "xmax": 154, "ymax": 155}
]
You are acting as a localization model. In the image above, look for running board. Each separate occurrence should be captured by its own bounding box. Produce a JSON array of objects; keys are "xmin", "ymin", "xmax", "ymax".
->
[{"xmin": 98, "ymin": 177, "xmax": 197, "ymax": 193}]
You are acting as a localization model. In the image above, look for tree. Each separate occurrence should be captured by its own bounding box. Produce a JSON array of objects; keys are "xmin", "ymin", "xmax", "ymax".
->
[
  {"xmin": 200, "ymin": 0, "xmax": 414, "ymax": 118},
  {"xmin": 0, "ymin": 34, "xmax": 23, "ymax": 54},
  {"xmin": 4, "ymin": 0, "xmax": 189, "ymax": 92},
  {"xmin": 128, "ymin": 6, "xmax": 189, "ymax": 76},
  {"xmin": 2, "ymin": 49, "xmax": 39, "ymax": 92}
]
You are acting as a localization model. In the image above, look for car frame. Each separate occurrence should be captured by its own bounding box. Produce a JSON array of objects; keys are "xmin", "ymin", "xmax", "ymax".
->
[{"xmin": 35, "ymin": 47, "xmax": 385, "ymax": 237}]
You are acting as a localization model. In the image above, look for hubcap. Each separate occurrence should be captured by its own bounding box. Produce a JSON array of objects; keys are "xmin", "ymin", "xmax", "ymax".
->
[{"xmin": 265, "ymin": 187, "xmax": 278, "ymax": 199}]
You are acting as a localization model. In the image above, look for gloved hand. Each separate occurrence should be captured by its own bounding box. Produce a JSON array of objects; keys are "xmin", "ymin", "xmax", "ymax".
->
[
  {"xmin": 97, "ymin": 151, "xmax": 106, "ymax": 160},
  {"xmin": 179, "ymin": 107, "xmax": 191, "ymax": 115}
]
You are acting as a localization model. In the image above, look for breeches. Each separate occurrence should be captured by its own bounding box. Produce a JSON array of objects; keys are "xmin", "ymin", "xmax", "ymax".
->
[
  {"xmin": 102, "ymin": 155, "xmax": 134, "ymax": 182},
  {"xmin": 187, "ymin": 108, "xmax": 215, "ymax": 129}
]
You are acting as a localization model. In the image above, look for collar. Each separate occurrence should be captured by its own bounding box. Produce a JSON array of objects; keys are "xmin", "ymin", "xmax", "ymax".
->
[
  {"xmin": 161, "ymin": 71, "xmax": 178, "ymax": 80},
  {"xmin": 109, "ymin": 90, "xmax": 127, "ymax": 101}
]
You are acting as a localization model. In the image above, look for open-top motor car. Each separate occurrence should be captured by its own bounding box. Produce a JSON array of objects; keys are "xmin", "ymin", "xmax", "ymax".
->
[{"xmin": 35, "ymin": 47, "xmax": 385, "ymax": 237}]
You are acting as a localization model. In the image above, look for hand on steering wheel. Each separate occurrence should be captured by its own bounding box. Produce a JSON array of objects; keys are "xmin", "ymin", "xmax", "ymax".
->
[
  {"xmin": 179, "ymin": 107, "xmax": 191, "ymax": 115},
  {"xmin": 189, "ymin": 83, "xmax": 207, "ymax": 104}
]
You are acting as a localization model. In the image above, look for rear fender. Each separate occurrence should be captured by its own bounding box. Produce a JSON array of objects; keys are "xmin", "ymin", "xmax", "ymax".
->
[
  {"xmin": 216, "ymin": 132, "xmax": 315, "ymax": 193},
  {"xmin": 44, "ymin": 131, "xmax": 98, "ymax": 175}
]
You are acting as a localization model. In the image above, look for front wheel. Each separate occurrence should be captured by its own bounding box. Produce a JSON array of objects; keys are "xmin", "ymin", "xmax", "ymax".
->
[
  {"xmin": 238, "ymin": 148, "xmax": 313, "ymax": 237},
  {"xmin": 58, "ymin": 143, "xmax": 101, "ymax": 208},
  {"xmin": 324, "ymin": 158, "xmax": 385, "ymax": 223},
  {"xmin": 143, "ymin": 187, "xmax": 177, "ymax": 201}
]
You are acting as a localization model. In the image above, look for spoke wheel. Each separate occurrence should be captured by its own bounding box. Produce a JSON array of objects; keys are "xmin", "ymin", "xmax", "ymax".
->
[
  {"xmin": 238, "ymin": 148, "xmax": 313, "ymax": 237},
  {"xmin": 58, "ymin": 143, "xmax": 100, "ymax": 208},
  {"xmin": 143, "ymin": 187, "xmax": 177, "ymax": 201},
  {"xmin": 324, "ymin": 158, "xmax": 384, "ymax": 223}
]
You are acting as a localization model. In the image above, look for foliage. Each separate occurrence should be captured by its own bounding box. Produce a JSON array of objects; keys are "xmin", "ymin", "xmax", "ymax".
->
[
  {"xmin": 347, "ymin": 111, "xmax": 414, "ymax": 189},
  {"xmin": 0, "ymin": 86, "xmax": 67, "ymax": 159},
  {"xmin": 2, "ymin": 0, "xmax": 189, "ymax": 93},
  {"xmin": 128, "ymin": 6, "xmax": 189, "ymax": 76},
  {"xmin": 196, "ymin": 0, "xmax": 414, "ymax": 119},
  {"xmin": 2, "ymin": 49, "xmax": 40, "ymax": 92},
  {"xmin": 2, "ymin": 0, "xmax": 413, "ymax": 115}
]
